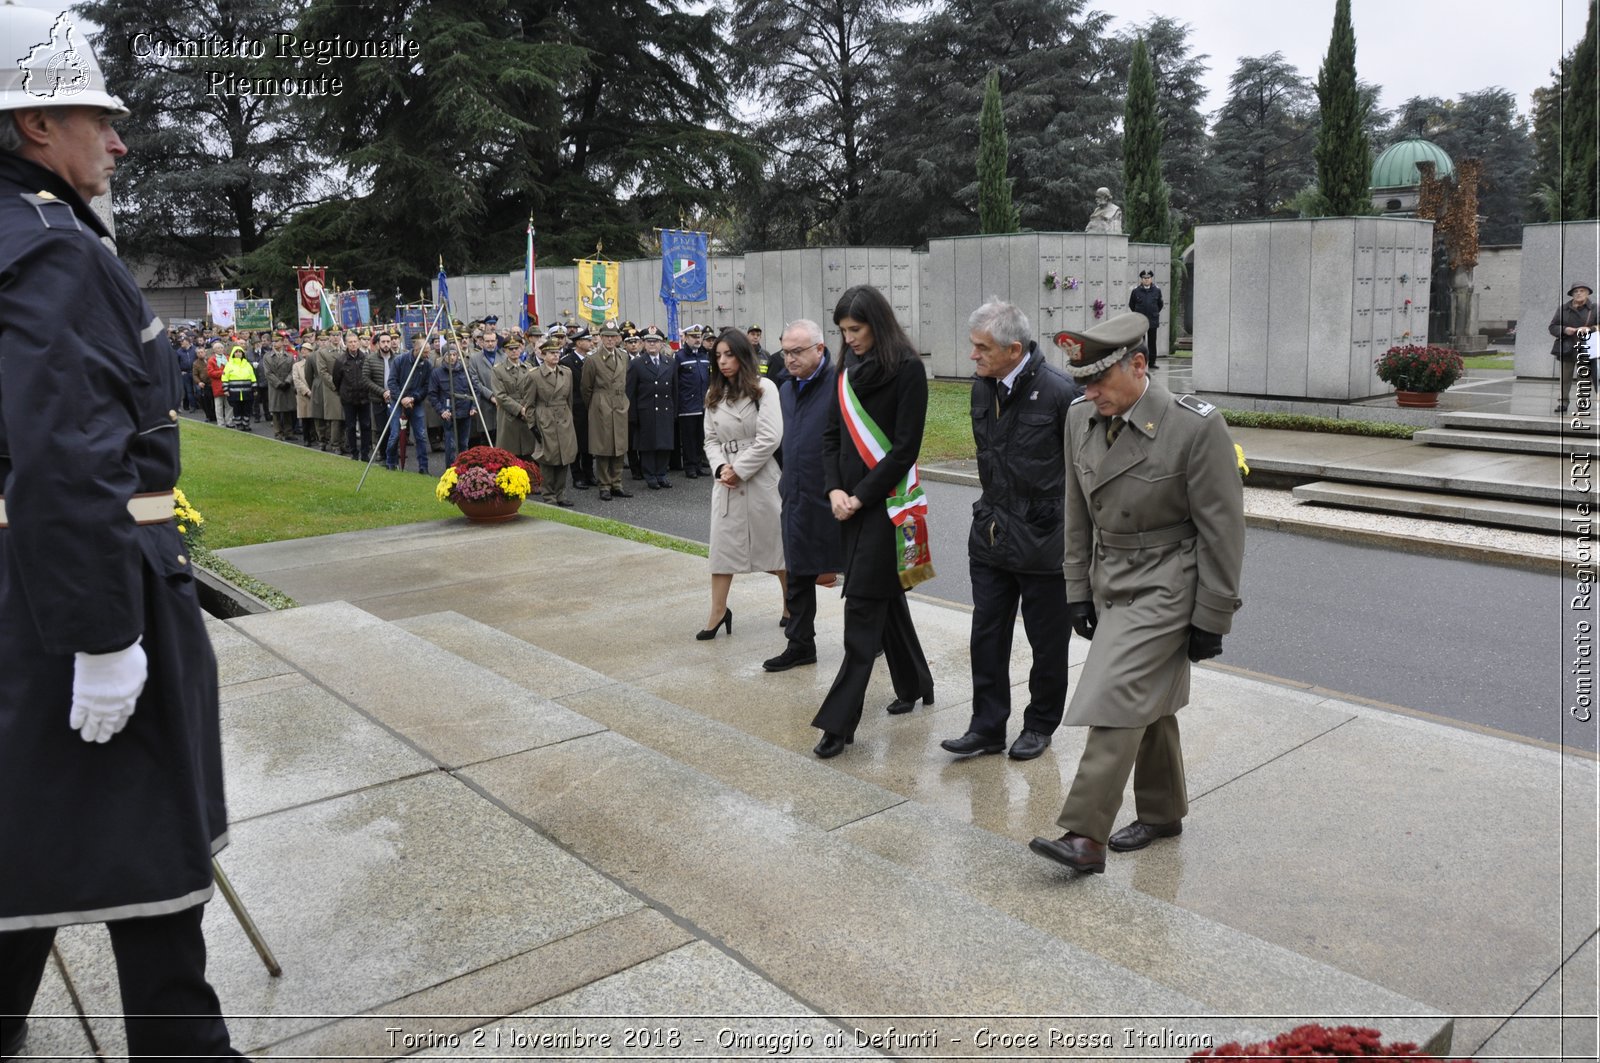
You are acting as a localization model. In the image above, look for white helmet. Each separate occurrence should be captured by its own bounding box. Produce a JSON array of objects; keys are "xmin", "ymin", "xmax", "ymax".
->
[{"xmin": 0, "ymin": 7, "xmax": 129, "ymax": 117}]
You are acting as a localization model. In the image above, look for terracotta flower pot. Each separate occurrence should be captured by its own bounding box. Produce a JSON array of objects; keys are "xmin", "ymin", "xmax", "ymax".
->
[
  {"xmin": 1395, "ymin": 389, "xmax": 1439, "ymax": 409},
  {"xmin": 455, "ymin": 495, "xmax": 524, "ymax": 523}
]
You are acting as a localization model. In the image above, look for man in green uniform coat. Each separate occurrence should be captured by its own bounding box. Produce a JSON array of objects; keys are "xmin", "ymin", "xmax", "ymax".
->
[
  {"xmin": 583, "ymin": 321, "xmax": 633, "ymax": 501},
  {"xmin": 1030, "ymin": 313, "xmax": 1244, "ymax": 875}
]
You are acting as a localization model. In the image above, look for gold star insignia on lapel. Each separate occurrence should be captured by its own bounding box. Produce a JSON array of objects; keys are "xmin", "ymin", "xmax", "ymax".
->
[
  {"xmin": 37, "ymin": 190, "xmax": 56, "ymax": 199},
  {"xmin": 1145, "ymin": 422, "xmax": 1154, "ymax": 432}
]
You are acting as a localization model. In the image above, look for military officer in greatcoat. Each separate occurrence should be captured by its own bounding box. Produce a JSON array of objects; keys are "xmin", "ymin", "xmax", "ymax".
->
[
  {"xmin": 627, "ymin": 326, "xmax": 679, "ymax": 489},
  {"xmin": 1029, "ymin": 312, "xmax": 1245, "ymax": 875},
  {"xmin": 559, "ymin": 325, "xmax": 595, "ymax": 488},
  {"xmin": 583, "ymin": 322, "xmax": 634, "ymax": 501},
  {"xmin": 0, "ymin": 9, "xmax": 240, "ymax": 1057}
]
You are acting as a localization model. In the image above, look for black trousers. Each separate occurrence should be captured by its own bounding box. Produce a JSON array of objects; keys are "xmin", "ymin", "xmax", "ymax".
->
[
  {"xmin": 812, "ymin": 591, "xmax": 933, "ymax": 740},
  {"xmin": 0, "ymin": 905, "xmax": 240, "ymax": 1059},
  {"xmin": 1145, "ymin": 322, "xmax": 1160, "ymax": 367},
  {"xmin": 967, "ymin": 560, "xmax": 1070, "ymax": 739},
  {"xmin": 678, "ymin": 414, "xmax": 706, "ymax": 473},
  {"xmin": 639, "ymin": 448, "xmax": 672, "ymax": 482},
  {"xmin": 784, "ymin": 574, "xmax": 820, "ymax": 650},
  {"xmin": 345, "ymin": 402, "xmax": 375, "ymax": 461}
]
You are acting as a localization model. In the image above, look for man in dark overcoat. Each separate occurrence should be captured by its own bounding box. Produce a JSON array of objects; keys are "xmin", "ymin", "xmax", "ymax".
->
[
  {"xmin": 1128, "ymin": 269, "xmax": 1163, "ymax": 369},
  {"xmin": 940, "ymin": 300, "xmax": 1079, "ymax": 761},
  {"xmin": 764, "ymin": 320, "xmax": 842, "ymax": 672},
  {"xmin": 559, "ymin": 325, "xmax": 595, "ymax": 488},
  {"xmin": 1029, "ymin": 313, "xmax": 1244, "ymax": 875},
  {"xmin": 627, "ymin": 326, "xmax": 678, "ymax": 489},
  {"xmin": 0, "ymin": 9, "xmax": 240, "ymax": 1056}
]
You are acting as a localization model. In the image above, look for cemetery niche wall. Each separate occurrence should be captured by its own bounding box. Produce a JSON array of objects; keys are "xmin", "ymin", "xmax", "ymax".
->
[
  {"xmin": 1192, "ymin": 217, "xmax": 1435, "ymax": 401},
  {"xmin": 1514, "ymin": 222, "xmax": 1600, "ymax": 379}
]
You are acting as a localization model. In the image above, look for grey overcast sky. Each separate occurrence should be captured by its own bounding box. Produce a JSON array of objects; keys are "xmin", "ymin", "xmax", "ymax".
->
[
  {"xmin": 20, "ymin": 0, "xmax": 1593, "ymax": 120},
  {"xmin": 1107, "ymin": 0, "xmax": 1590, "ymax": 116}
]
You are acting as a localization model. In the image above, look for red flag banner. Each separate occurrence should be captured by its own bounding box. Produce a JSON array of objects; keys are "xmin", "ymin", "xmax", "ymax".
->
[{"xmin": 296, "ymin": 267, "xmax": 326, "ymax": 329}]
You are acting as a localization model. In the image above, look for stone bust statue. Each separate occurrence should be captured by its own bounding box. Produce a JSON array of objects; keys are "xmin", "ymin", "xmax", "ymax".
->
[{"xmin": 1085, "ymin": 187, "xmax": 1123, "ymax": 234}]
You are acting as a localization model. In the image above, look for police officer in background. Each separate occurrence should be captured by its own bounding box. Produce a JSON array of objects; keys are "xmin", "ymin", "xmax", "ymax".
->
[
  {"xmin": 1128, "ymin": 269, "xmax": 1163, "ymax": 369},
  {"xmin": 0, "ymin": 9, "xmax": 240, "ymax": 1057},
  {"xmin": 1029, "ymin": 313, "xmax": 1244, "ymax": 876},
  {"xmin": 940, "ymin": 299, "xmax": 1079, "ymax": 761}
]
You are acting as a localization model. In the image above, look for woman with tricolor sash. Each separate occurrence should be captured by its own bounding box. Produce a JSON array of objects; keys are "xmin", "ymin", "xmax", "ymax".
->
[{"xmin": 811, "ymin": 286, "xmax": 936, "ymax": 760}]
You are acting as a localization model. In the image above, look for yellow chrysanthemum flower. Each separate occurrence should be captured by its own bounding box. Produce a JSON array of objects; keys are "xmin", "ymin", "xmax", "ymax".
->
[
  {"xmin": 496, "ymin": 466, "xmax": 531, "ymax": 500},
  {"xmin": 1235, "ymin": 443, "xmax": 1250, "ymax": 479},
  {"xmin": 435, "ymin": 467, "xmax": 459, "ymax": 503}
]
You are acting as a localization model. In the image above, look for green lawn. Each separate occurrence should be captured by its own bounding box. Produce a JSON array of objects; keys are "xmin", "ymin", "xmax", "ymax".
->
[
  {"xmin": 924, "ymin": 380, "xmax": 975, "ymax": 461},
  {"xmin": 176, "ymin": 420, "xmax": 707, "ymax": 556}
]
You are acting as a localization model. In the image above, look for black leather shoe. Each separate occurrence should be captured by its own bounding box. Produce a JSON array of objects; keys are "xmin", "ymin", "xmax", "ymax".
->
[
  {"xmin": 1107, "ymin": 819, "xmax": 1183, "ymax": 852},
  {"xmin": 658, "ymin": 479, "xmax": 673, "ymax": 489},
  {"xmin": 940, "ymin": 731, "xmax": 1004, "ymax": 756},
  {"xmin": 886, "ymin": 688, "xmax": 933, "ymax": 714},
  {"xmin": 686, "ymin": 469, "xmax": 699, "ymax": 478},
  {"xmin": 2, "ymin": 1018, "xmax": 27, "ymax": 1059},
  {"xmin": 599, "ymin": 489, "xmax": 612, "ymax": 501},
  {"xmin": 1028, "ymin": 832, "xmax": 1106, "ymax": 873},
  {"xmin": 1008, "ymin": 730, "xmax": 1052, "ymax": 760},
  {"xmin": 763, "ymin": 645, "xmax": 818, "ymax": 671},
  {"xmin": 646, "ymin": 480, "xmax": 660, "ymax": 490},
  {"xmin": 610, "ymin": 488, "xmax": 633, "ymax": 498},
  {"xmin": 574, "ymin": 481, "xmax": 592, "ymax": 490},
  {"xmin": 813, "ymin": 731, "xmax": 851, "ymax": 758}
]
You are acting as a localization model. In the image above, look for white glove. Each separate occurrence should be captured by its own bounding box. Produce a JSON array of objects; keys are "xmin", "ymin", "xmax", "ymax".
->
[{"xmin": 69, "ymin": 639, "xmax": 148, "ymax": 744}]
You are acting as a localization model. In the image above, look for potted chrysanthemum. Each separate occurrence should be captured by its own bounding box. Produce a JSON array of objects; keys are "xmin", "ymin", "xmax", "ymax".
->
[
  {"xmin": 435, "ymin": 446, "xmax": 540, "ymax": 523},
  {"xmin": 1374, "ymin": 343, "xmax": 1463, "ymax": 408}
]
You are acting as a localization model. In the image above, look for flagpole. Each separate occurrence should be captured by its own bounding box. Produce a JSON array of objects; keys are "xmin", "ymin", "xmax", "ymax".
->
[{"xmin": 358, "ymin": 269, "xmax": 451, "ymax": 493}]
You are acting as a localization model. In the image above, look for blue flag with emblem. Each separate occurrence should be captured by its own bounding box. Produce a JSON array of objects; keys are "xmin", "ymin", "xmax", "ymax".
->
[{"xmin": 659, "ymin": 229, "xmax": 708, "ymax": 341}]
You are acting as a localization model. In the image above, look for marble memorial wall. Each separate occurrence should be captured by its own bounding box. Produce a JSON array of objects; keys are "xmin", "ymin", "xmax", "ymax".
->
[
  {"xmin": 1515, "ymin": 222, "xmax": 1600, "ymax": 379},
  {"xmin": 1192, "ymin": 217, "xmax": 1434, "ymax": 401}
]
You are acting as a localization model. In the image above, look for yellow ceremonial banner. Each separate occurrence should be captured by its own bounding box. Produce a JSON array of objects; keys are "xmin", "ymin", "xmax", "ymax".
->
[{"xmin": 577, "ymin": 258, "xmax": 620, "ymax": 327}]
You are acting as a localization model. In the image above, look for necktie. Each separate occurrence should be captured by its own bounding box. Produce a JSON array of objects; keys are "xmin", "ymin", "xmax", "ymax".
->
[
  {"xmin": 1106, "ymin": 417, "xmax": 1124, "ymax": 446},
  {"xmin": 997, "ymin": 381, "xmax": 1010, "ymax": 404}
]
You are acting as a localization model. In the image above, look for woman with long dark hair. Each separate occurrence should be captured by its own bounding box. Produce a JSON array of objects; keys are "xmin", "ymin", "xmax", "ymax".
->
[
  {"xmin": 811, "ymin": 286, "xmax": 935, "ymax": 758},
  {"xmin": 697, "ymin": 329, "xmax": 787, "ymax": 639}
]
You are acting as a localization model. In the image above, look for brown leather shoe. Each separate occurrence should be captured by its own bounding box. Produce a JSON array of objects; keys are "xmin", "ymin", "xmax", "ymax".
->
[
  {"xmin": 1107, "ymin": 819, "xmax": 1183, "ymax": 852},
  {"xmin": 1028, "ymin": 832, "xmax": 1105, "ymax": 874}
]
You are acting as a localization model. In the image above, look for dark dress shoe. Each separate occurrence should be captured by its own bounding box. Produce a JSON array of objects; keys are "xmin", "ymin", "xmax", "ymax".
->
[
  {"xmin": 686, "ymin": 469, "xmax": 699, "ymax": 478},
  {"xmin": 1028, "ymin": 832, "xmax": 1106, "ymax": 874},
  {"xmin": 940, "ymin": 731, "xmax": 1004, "ymax": 756},
  {"xmin": 646, "ymin": 480, "xmax": 660, "ymax": 490},
  {"xmin": 557, "ymin": 499, "xmax": 575, "ymax": 507},
  {"xmin": 611, "ymin": 488, "xmax": 633, "ymax": 498},
  {"xmin": 763, "ymin": 645, "xmax": 817, "ymax": 672},
  {"xmin": 813, "ymin": 731, "xmax": 851, "ymax": 758},
  {"xmin": 599, "ymin": 489, "xmax": 612, "ymax": 501},
  {"xmin": 574, "ymin": 481, "xmax": 592, "ymax": 490},
  {"xmin": 1556, "ymin": 403, "xmax": 1570, "ymax": 414},
  {"xmin": 1008, "ymin": 730, "xmax": 1052, "ymax": 760},
  {"xmin": 658, "ymin": 479, "xmax": 672, "ymax": 489},
  {"xmin": 1107, "ymin": 819, "xmax": 1183, "ymax": 852},
  {"xmin": 886, "ymin": 688, "xmax": 933, "ymax": 714}
]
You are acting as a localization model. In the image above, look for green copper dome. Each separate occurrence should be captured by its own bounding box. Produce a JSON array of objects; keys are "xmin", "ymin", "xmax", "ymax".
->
[{"xmin": 1370, "ymin": 138, "xmax": 1455, "ymax": 190}]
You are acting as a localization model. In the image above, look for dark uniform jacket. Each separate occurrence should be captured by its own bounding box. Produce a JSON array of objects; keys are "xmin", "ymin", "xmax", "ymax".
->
[
  {"xmin": 627, "ymin": 352, "xmax": 678, "ymax": 451},
  {"xmin": 0, "ymin": 152, "xmax": 227, "ymax": 930},
  {"xmin": 334, "ymin": 349, "xmax": 385, "ymax": 406},
  {"xmin": 429, "ymin": 360, "xmax": 477, "ymax": 421},
  {"xmin": 675, "ymin": 346, "xmax": 711, "ymax": 416},
  {"xmin": 969, "ymin": 343, "xmax": 1080, "ymax": 574},
  {"xmin": 1128, "ymin": 284, "xmax": 1164, "ymax": 328},
  {"xmin": 778, "ymin": 350, "xmax": 843, "ymax": 577},
  {"xmin": 822, "ymin": 351, "xmax": 928, "ymax": 599},
  {"xmin": 1549, "ymin": 300, "xmax": 1598, "ymax": 360}
]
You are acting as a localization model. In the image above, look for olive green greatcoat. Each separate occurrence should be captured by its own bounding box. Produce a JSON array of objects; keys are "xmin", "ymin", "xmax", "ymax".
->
[
  {"xmin": 1062, "ymin": 379, "xmax": 1245, "ymax": 729},
  {"xmin": 531, "ymin": 363, "xmax": 579, "ymax": 465},
  {"xmin": 582, "ymin": 347, "xmax": 630, "ymax": 456},
  {"xmin": 492, "ymin": 358, "xmax": 539, "ymax": 458},
  {"xmin": 310, "ymin": 343, "xmax": 344, "ymax": 422}
]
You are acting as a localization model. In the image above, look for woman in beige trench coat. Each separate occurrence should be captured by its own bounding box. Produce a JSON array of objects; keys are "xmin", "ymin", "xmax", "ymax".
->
[
  {"xmin": 531, "ymin": 336, "xmax": 580, "ymax": 505},
  {"xmin": 698, "ymin": 329, "xmax": 786, "ymax": 640}
]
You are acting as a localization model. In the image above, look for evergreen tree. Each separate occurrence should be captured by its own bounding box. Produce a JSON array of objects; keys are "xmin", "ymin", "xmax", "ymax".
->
[
  {"xmin": 732, "ymin": 0, "xmax": 909, "ymax": 245},
  {"xmin": 1210, "ymin": 53, "xmax": 1318, "ymax": 220},
  {"xmin": 865, "ymin": 0, "xmax": 1119, "ymax": 244},
  {"xmin": 1312, "ymin": 0, "xmax": 1371, "ymax": 215},
  {"xmin": 1561, "ymin": 0, "xmax": 1599, "ymax": 219},
  {"xmin": 1114, "ymin": 18, "xmax": 1212, "ymax": 225},
  {"xmin": 977, "ymin": 71, "xmax": 1019, "ymax": 233},
  {"xmin": 1122, "ymin": 37, "xmax": 1172, "ymax": 243}
]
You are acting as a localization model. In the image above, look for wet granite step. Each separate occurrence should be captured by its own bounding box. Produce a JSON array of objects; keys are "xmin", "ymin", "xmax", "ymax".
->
[{"xmin": 1291, "ymin": 480, "xmax": 1565, "ymax": 533}]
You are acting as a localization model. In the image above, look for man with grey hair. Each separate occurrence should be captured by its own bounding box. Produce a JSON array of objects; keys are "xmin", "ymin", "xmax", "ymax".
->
[{"xmin": 940, "ymin": 299, "xmax": 1080, "ymax": 760}]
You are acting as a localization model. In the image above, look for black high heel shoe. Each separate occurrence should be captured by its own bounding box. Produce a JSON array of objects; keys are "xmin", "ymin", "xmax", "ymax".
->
[{"xmin": 696, "ymin": 608, "xmax": 733, "ymax": 640}]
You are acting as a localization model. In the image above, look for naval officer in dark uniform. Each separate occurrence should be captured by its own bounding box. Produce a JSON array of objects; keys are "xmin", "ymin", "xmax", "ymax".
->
[
  {"xmin": 1029, "ymin": 313, "xmax": 1244, "ymax": 875},
  {"xmin": 0, "ymin": 9, "xmax": 239, "ymax": 1057}
]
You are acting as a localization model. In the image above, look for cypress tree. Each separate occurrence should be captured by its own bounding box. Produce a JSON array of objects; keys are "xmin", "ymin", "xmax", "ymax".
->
[
  {"xmin": 1122, "ymin": 37, "xmax": 1172, "ymax": 242},
  {"xmin": 1313, "ymin": 0, "xmax": 1372, "ymax": 215},
  {"xmin": 977, "ymin": 70, "xmax": 1020, "ymax": 234},
  {"xmin": 1562, "ymin": 0, "xmax": 1599, "ymax": 219}
]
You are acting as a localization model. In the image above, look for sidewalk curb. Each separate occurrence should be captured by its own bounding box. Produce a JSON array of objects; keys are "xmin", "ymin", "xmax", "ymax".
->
[{"xmin": 919, "ymin": 465, "xmax": 1559, "ymax": 573}]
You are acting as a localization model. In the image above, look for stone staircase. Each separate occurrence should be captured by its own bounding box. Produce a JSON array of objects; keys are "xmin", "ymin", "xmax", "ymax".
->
[
  {"xmin": 31, "ymin": 597, "xmax": 1458, "ymax": 1060},
  {"xmin": 1288, "ymin": 412, "xmax": 1586, "ymax": 533}
]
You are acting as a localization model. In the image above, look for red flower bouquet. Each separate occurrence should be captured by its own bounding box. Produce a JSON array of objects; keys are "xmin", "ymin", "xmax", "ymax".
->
[{"xmin": 1189, "ymin": 1023, "xmax": 1472, "ymax": 1062}]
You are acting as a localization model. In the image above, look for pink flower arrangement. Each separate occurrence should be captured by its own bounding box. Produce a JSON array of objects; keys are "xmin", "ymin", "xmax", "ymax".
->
[
  {"xmin": 1092, "ymin": 298, "xmax": 1105, "ymax": 319},
  {"xmin": 1189, "ymin": 1023, "xmax": 1470, "ymax": 1061},
  {"xmin": 1374, "ymin": 343, "xmax": 1463, "ymax": 393}
]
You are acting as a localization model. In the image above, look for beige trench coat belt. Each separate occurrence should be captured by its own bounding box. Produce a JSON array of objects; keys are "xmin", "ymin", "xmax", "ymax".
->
[
  {"xmin": 0, "ymin": 489, "xmax": 175, "ymax": 528},
  {"xmin": 1096, "ymin": 520, "xmax": 1197, "ymax": 551}
]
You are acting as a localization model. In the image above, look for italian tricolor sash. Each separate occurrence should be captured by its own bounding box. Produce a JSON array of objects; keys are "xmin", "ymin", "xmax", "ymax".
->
[{"xmin": 838, "ymin": 368, "xmax": 935, "ymax": 589}]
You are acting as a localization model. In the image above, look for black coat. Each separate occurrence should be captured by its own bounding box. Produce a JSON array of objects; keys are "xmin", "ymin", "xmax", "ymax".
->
[
  {"xmin": 559, "ymin": 351, "xmax": 590, "ymax": 446},
  {"xmin": 334, "ymin": 350, "xmax": 385, "ymax": 406},
  {"xmin": 968, "ymin": 344, "xmax": 1080, "ymax": 574},
  {"xmin": 1549, "ymin": 300, "xmax": 1598, "ymax": 360},
  {"xmin": 627, "ymin": 353, "xmax": 678, "ymax": 451},
  {"xmin": 1129, "ymin": 283, "xmax": 1164, "ymax": 328},
  {"xmin": 778, "ymin": 351, "xmax": 843, "ymax": 577},
  {"xmin": 822, "ymin": 351, "xmax": 928, "ymax": 599},
  {"xmin": 0, "ymin": 152, "xmax": 227, "ymax": 929}
]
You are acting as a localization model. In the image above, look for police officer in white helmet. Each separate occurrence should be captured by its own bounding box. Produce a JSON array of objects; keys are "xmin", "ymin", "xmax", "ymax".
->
[{"xmin": 0, "ymin": 8, "xmax": 241, "ymax": 1058}]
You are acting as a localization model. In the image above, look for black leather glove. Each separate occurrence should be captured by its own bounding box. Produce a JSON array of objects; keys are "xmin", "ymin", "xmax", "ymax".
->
[
  {"xmin": 1067, "ymin": 601, "xmax": 1097, "ymax": 641},
  {"xmin": 1187, "ymin": 627, "xmax": 1224, "ymax": 662}
]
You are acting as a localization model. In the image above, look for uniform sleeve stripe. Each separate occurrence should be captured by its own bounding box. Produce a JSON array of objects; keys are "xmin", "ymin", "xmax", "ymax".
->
[{"xmin": 140, "ymin": 317, "xmax": 165, "ymax": 344}]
